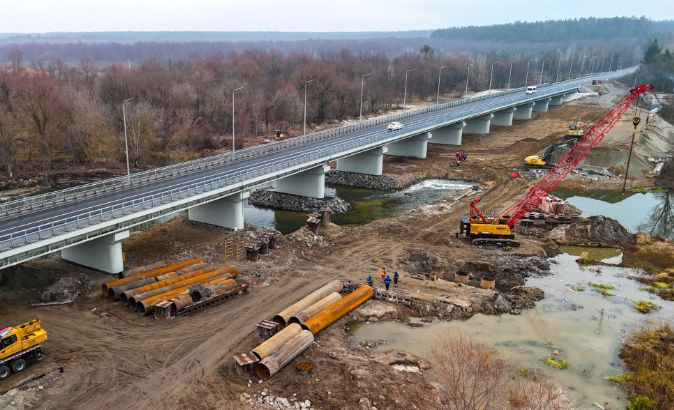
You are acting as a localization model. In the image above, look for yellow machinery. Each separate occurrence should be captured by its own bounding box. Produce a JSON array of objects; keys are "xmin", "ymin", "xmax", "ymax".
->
[
  {"xmin": 459, "ymin": 198, "xmax": 520, "ymax": 247},
  {"xmin": 566, "ymin": 122, "xmax": 585, "ymax": 137},
  {"xmin": 0, "ymin": 319, "xmax": 47, "ymax": 379}
]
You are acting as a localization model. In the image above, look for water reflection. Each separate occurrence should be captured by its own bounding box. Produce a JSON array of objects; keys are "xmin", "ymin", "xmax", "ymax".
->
[{"xmin": 637, "ymin": 190, "xmax": 674, "ymax": 239}]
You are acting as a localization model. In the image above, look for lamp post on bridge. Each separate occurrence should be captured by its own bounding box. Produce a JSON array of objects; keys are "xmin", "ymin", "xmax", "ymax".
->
[
  {"xmin": 525, "ymin": 59, "xmax": 533, "ymax": 87},
  {"xmin": 465, "ymin": 63, "xmax": 473, "ymax": 95},
  {"xmin": 567, "ymin": 54, "xmax": 574, "ymax": 80},
  {"xmin": 600, "ymin": 55, "xmax": 606, "ymax": 73},
  {"xmin": 232, "ymin": 86, "xmax": 245, "ymax": 153},
  {"xmin": 539, "ymin": 59, "xmax": 548, "ymax": 85},
  {"xmin": 121, "ymin": 98, "xmax": 134, "ymax": 179},
  {"xmin": 488, "ymin": 60, "xmax": 500, "ymax": 91},
  {"xmin": 359, "ymin": 73, "xmax": 372, "ymax": 121},
  {"xmin": 403, "ymin": 68, "xmax": 415, "ymax": 109},
  {"xmin": 303, "ymin": 79, "xmax": 315, "ymax": 135},
  {"xmin": 608, "ymin": 54, "xmax": 614, "ymax": 72},
  {"xmin": 436, "ymin": 65, "xmax": 447, "ymax": 104},
  {"xmin": 555, "ymin": 54, "xmax": 562, "ymax": 83},
  {"xmin": 508, "ymin": 59, "xmax": 519, "ymax": 89},
  {"xmin": 589, "ymin": 56, "xmax": 597, "ymax": 74}
]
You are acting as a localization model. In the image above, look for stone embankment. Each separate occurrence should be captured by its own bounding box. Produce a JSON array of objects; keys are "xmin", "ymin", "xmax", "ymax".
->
[
  {"xmin": 249, "ymin": 190, "xmax": 351, "ymax": 214},
  {"xmin": 325, "ymin": 170, "xmax": 419, "ymax": 190}
]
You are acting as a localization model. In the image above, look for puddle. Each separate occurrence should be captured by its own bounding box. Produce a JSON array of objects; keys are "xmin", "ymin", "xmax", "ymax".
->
[
  {"xmin": 560, "ymin": 246, "xmax": 623, "ymax": 264},
  {"xmin": 350, "ymin": 253, "xmax": 674, "ymax": 409},
  {"xmin": 244, "ymin": 179, "xmax": 472, "ymax": 233}
]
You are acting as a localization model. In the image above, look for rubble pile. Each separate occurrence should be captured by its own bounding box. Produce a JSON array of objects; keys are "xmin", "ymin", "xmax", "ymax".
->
[
  {"xmin": 40, "ymin": 273, "xmax": 93, "ymax": 303},
  {"xmin": 549, "ymin": 215, "xmax": 635, "ymax": 247},
  {"xmin": 249, "ymin": 190, "xmax": 351, "ymax": 214}
]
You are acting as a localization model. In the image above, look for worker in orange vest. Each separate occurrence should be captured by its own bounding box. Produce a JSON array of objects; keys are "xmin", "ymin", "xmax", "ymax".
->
[{"xmin": 379, "ymin": 267, "xmax": 386, "ymax": 282}]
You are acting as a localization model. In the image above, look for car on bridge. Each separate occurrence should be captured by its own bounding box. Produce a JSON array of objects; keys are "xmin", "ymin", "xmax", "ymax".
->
[
  {"xmin": 526, "ymin": 85, "xmax": 537, "ymax": 94},
  {"xmin": 387, "ymin": 121, "xmax": 404, "ymax": 131}
]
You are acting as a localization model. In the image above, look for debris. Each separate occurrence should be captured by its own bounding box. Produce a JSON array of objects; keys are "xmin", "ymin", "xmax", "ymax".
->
[{"xmin": 39, "ymin": 274, "xmax": 92, "ymax": 303}]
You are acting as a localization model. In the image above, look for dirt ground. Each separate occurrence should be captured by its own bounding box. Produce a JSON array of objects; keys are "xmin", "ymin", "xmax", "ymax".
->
[{"xmin": 1, "ymin": 82, "xmax": 672, "ymax": 409}]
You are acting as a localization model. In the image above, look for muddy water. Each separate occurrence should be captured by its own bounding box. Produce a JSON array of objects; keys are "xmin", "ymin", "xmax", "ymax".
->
[
  {"xmin": 350, "ymin": 253, "xmax": 674, "ymax": 409},
  {"xmin": 244, "ymin": 180, "xmax": 472, "ymax": 233}
]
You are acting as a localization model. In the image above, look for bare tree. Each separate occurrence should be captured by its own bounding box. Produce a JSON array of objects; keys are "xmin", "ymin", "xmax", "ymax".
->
[{"xmin": 126, "ymin": 101, "xmax": 160, "ymax": 168}]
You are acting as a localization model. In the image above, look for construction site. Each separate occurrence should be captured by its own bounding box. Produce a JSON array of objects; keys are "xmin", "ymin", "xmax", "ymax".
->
[{"xmin": 1, "ymin": 76, "xmax": 673, "ymax": 410}]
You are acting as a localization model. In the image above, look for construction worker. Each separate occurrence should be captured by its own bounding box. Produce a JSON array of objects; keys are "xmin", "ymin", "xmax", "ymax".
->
[
  {"xmin": 393, "ymin": 271, "xmax": 399, "ymax": 287},
  {"xmin": 384, "ymin": 274, "xmax": 392, "ymax": 291},
  {"xmin": 366, "ymin": 275, "xmax": 373, "ymax": 287},
  {"xmin": 379, "ymin": 267, "xmax": 386, "ymax": 282}
]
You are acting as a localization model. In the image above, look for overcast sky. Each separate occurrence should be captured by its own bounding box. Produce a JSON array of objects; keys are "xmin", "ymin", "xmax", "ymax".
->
[{"xmin": 1, "ymin": 0, "xmax": 672, "ymax": 33}]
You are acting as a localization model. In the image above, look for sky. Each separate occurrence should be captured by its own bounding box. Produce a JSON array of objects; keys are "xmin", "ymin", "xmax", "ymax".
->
[{"xmin": 0, "ymin": 0, "xmax": 672, "ymax": 33}]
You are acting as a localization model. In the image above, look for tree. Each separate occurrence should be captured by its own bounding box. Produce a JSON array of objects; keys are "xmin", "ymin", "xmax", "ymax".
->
[
  {"xmin": 125, "ymin": 101, "xmax": 160, "ymax": 168},
  {"xmin": 7, "ymin": 48, "xmax": 23, "ymax": 73},
  {"xmin": 644, "ymin": 39, "xmax": 662, "ymax": 64}
]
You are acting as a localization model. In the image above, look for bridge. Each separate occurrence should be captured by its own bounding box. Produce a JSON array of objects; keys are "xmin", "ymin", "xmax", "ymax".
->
[{"xmin": 0, "ymin": 68, "xmax": 637, "ymax": 273}]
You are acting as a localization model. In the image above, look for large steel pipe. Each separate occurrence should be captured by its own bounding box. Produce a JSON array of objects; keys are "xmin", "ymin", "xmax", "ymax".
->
[
  {"xmin": 288, "ymin": 292, "xmax": 342, "ymax": 325},
  {"xmin": 152, "ymin": 293, "xmax": 195, "ymax": 320},
  {"xmin": 302, "ymin": 285, "xmax": 373, "ymax": 334},
  {"xmin": 255, "ymin": 329, "xmax": 314, "ymax": 380},
  {"xmin": 102, "ymin": 257, "xmax": 203, "ymax": 298},
  {"xmin": 272, "ymin": 280, "xmax": 343, "ymax": 325},
  {"xmin": 189, "ymin": 279, "xmax": 236, "ymax": 301},
  {"xmin": 252, "ymin": 323, "xmax": 303, "ymax": 360},
  {"xmin": 137, "ymin": 277, "xmax": 234, "ymax": 315}
]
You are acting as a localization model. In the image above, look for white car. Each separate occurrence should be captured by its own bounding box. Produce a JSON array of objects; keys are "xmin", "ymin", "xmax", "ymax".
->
[
  {"xmin": 526, "ymin": 85, "xmax": 537, "ymax": 94},
  {"xmin": 387, "ymin": 121, "xmax": 404, "ymax": 131}
]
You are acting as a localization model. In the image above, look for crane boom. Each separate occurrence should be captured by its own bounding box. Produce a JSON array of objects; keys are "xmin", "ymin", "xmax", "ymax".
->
[{"xmin": 496, "ymin": 84, "xmax": 654, "ymax": 227}]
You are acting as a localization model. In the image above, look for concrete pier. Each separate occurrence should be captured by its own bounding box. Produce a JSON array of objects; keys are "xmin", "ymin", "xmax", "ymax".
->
[
  {"xmin": 429, "ymin": 122, "xmax": 465, "ymax": 145},
  {"xmin": 549, "ymin": 94, "xmax": 564, "ymax": 106},
  {"xmin": 275, "ymin": 165, "xmax": 329, "ymax": 198},
  {"xmin": 336, "ymin": 146, "xmax": 387, "ymax": 175},
  {"xmin": 492, "ymin": 108, "xmax": 516, "ymax": 126},
  {"xmin": 514, "ymin": 102, "xmax": 534, "ymax": 120},
  {"xmin": 464, "ymin": 113, "xmax": 494, "ymax": 134},
  {"xmin": 533, "ymin": 97, "xmax": 552, "ymax": 113},
  {"xmin": 386, "ymin": 132, "xmax": 431, "ymax": 158},
  {"xmin": 188, "ymin": 191, "xmax": 248, "ymax": 230},
  {"xmin": 61, "ymin": 230, "xmax": 129, "ymax": 273}
]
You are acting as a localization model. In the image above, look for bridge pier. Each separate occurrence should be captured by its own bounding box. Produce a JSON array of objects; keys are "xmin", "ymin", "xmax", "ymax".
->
[
  {"xmin": 385, "ymin": 132, "xmax": 431, "ymax": 158},
  {"xmin": 275, "ymin": 165, "xmax": 329, "ymax": 198},
  {"xmin": 514, "ymin": 102, "xmax": 534, "ymax": 120},
  {"xmin": 336, "ymin": 146, "xmax": 387, "ymax": 175},
  {"xmin": 464, "ymin": 113, "xmax": 494, "ymax": 134},
  {"xmin": 492, "ymin": 107, "xmax": 517, "ymax": 126},
  {"xmin": 549, "ymin": 94, "xmax": 564, "ymax": 106},
  {"xmin": 430, "ymin": 122, "xmax": 465, "ymax": 145},
  {"xmin": 61, "ymin": 230, "xmax": 129, "ymax": 274},
  {"xmin": 188, "ymin": 191, "xmax": 248, "ymax": 230},
  {"xmin": 533, "ymin": 98, "xmax": 552, "ymax": 113}
]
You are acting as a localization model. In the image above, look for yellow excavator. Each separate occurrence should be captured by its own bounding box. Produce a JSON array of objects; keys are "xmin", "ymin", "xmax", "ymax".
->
[{"xmin": 0, "ymin": 319, "xmax": 47, "ymax": 380}]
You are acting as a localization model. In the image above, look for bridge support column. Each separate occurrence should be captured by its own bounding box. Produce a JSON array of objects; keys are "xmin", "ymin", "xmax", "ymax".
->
[
  {"xmin": 533, "ymin": 97, "xmax": 552, "ymax": 113},
  {"xmin": 492, "ymin": 108, "xmax": 516, "ymax": 126},
  {"xmin": 61, "ymin": 230, "xmax": 129, "ymax": 274},
  {"xmin": 275, "ymin": 164, "xmax": 329, "ymax": 198},
  {"xmin": 336, "ymin": 146, "xmax": 387, "ymax": 175},
  {"xmin": 464, "ymin": 113, "xmax": 494, "ymax": 134},
  {"xmin": 549, "ymin": 94, "xmax": 564, "ymax": 106},
  {"xmin": 385, "ymin": 132, "xmax": 431, "ymax": 158},
  {"xmin": 188, "ymin": 191, "xmax": 248, "ymax": 230},
  {"xmin": 429, "ymin": 122, "xmax": 465, "ymax": 145},
  {"xmin": 514, "ymin": 102, "xmax": 534, "ymax": 120}
]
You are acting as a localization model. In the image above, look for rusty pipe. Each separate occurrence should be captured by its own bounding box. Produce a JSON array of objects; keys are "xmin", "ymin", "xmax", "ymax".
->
[
  {"xmin": 153, "ymin": 293, "xmax": 195, "ymax": 320},
  {"xmin": 189, "ymin": 279, "xmax": 236, "ymax": 302},
  {"xmin": 255, "ymin": 329, "xmax": 314, "ymax": 380},
  {"xmin": 102, "ymin": 257, "xmax": 203, "ymax": 297},
  {"xmin": 122, "ymin": 261, "xmax": 166, "ymax": 277},
  {"xmin": 288, "ymin": 292, "xmax": 342, "ymax": 326},
  {"xmin": 155, "ymin": 262, "xmax": 209, "ymax": 282},
  {"xmin": 302, "ymin": 285, "xmax": 373, "ymax": 335},
  {"xmin": 252, "ymin": 323, "xmax": 302, "ymax": 360},
  {"xmin": 111, "ymin": 277, "xmax": 159, "ymax": 299},
  {"xmin": 137, "ymin": 277, "xmax": 234, "ymax": 315},
  {"xmin": 272, "ymin": 279, "xmax": 343, "ymax": 326}
]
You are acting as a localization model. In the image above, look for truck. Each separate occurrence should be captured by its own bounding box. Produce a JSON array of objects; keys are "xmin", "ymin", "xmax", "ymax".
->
[{"xmin": 0, "ymin": 319, "xmax": 47, "ymax": 380}]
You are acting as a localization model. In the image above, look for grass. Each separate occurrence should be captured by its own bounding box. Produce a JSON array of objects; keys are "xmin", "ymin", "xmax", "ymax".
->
[
  {"xmin": 589, "ymin": 282, "xmax": 615, "ymax": 297},
  {"xmin": 632, "ymin": 300, "xmax": 662, "ymax": 314},
  {"xmin": 518, "ymin": 368, "xmax": 529, "ymax": 378},
  {"xmin": 607, "ymin": 373, "xmax": 632, "ymax": 384},
  {"xmin": 541, "ymin": 356, "xmax": 569, "ymax": 369},
  {"xmin": 626, "ymin": 395, "xmax": 657, "ymax": 410}
]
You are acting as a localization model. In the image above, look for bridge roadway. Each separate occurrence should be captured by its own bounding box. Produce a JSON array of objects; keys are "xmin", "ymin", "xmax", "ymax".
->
[{"xmin": 0, "ymin": 68, "xmax": 636, "ymax": 271}]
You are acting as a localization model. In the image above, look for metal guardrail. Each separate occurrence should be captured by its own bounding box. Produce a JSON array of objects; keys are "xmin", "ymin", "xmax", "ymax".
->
[{"xmin": 0, "ymin": 68, "xmax": 634, "ymax": 257}]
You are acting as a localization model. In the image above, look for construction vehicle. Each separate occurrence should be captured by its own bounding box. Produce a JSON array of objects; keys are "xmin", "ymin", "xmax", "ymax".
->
[
  {"xmin": 524, "ymin": 142, "xmax": 571, "ymax": 168},
  {"xmin": 462, "ymin": 84, "xmax": 655, "ymax": 247},
  {"xmin": 0, "ymin": 319, "xmax": 47, "ymax": 380}
]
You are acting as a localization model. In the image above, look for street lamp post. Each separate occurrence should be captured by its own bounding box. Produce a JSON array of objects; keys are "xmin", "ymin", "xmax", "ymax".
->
[
  {"xmin": 567, "ymin": 54, "xmax": 574, "ymax": 80},
  {"xmin": 608, "ymin": 54, "xmax": 614, "ymax": 72},
  {"xmin": 436, "ymin": 65, "xmax": 447, "ymax": 104},
  {"xmin": 579, "ymin": 55, "xmax": 587, "ymax": 78},
  {"xmin": 590, "ymin": 56, "xmax": 597, "ymax": 74},
  {"xmin": 539, "ymin": 60, "xmax": 547, "ymax": 85},
  {"xmin": 525, "ymin": 59, "xmax": 533, "ymax": 87},
  {"xmin": 121, "ymin": 98, "xmax": 134, "ymax": 179},
  {"xmin": 465, "ymin": 63, "xmax": 473, "ymax": 95},
  {"xmin": 555, "ymin": 54, "xmax": 562, "ymax": 83},
  {"xmin": 303, "ymin": 79, "xmax": 314, "ymax": 135},
  {"xmin": 403, "ymin": 68, "xmax": 414, "ymax": 109},
  {"xmin": 488, "ymin": 60, "xmax": 500, "ymax": 91},
  {"xmin": 231, "ymin": 86, "xmax": 245, "ymax": 153},
  {"xmin": 508, "ymin": 59, "xmax": 519, "ymax": 89},
  {"xmin": 600, "ymin": 56, "xmax": 606, "ymax": 72},
  {"xmin": 359, "ymin": 73, "xmax": 372, "ymax": 121}
]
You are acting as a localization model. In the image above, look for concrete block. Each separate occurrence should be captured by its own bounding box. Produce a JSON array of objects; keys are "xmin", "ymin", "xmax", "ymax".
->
[
  {"xmin": 386, "ymin": 132, "xmax": 431, "ymax": 158},
  {"xmin": 336, "ymin": 146, "xmax": 386, "ymax": 175},
  {"xmin": 275, "ymin": 165, "xmax": 329, "ymax": 198},
  {"xmin": 464, "ymin": 113, "xmax": 494, "ymax": 134},
  {"xmin": 492, "ymin": 108, "xmax": 516, "ymax": 126},
  {"xmin": 188, "ymin": 191, "xmax": 249, "ymax": 230},
  {"xmin": 430, "ymin": 122, "xmax": 465, "ymax": 145},
  {"xmin": 61, "ymin": 230, "xmax": 129, "ymax": 274},
  {"xmin": 514, "ymin": 102, "xmax": 534, "ymax": 120},
  {"xmin": 533, "ymin": 97, "xmax": 552, "ymax": 113}
]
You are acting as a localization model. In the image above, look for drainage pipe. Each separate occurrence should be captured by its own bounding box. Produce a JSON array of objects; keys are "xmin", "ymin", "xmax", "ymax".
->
[
  {"xmin": 302, "ymin": 285, "xmax": 373, "ymax": 335},
  {"xmin": 272, "ymin": 280, "xmax": 343, "ymax": 326},
  {"xmin": 288, "ymin": 292, "xmax": 342, "ymax": 326},
  {"xmin": 189, "ymin": 279, "xmax": 236, "ymax": 301},
  {"xmin": 252, "ymin": 323, "xmax": 303, "ymax": 360},
  {"xmin": 137, "ymin": 277, "xmax": 234, "ymax": 315},
  {"xmin": 254, "ymin": 329, "xmax": 314, "ymax": 380},
  {"xmin": 102, "ymin": 257, "xmax": 203, "ymax": 297}
]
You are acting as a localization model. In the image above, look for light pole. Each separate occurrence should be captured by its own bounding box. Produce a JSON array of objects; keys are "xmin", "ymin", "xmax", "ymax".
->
[
  {"xmin": 303, "ymin": 79, "xmax": 314, "ymax": 135},
  {"xmin": 508, "ymin": 59, "xmax": 519, "ymax": 89},
  {"xmin": 488, "ymin": 60, "xmax": 500, "ymax": 91},
  {"xmin": 436, "ymin": 65, "xmax": 447, "ymax": 104},
  {"xmin": 555, "ymin": 54, "xmax": 562, "ymax": 83},
  {"xmin": 525, "ymin": 59, "xmax": 533, "ymax": 87},
  {"xmin": 359, "ymin": 73, "xmax": 372, "ymax": 121},
  {"xmin": 403, "ymin": 68, "xmax": 414, "ymax": 109},
  {"xmin": 539, "ymin": 60, "xmax": 547, "ymax": 85},
  {"xmin": 579, "ymin": 55, "xmax": 586, "ymax": 78},
  {"xmin": 590, "ymin": 56, "xmax": 597, "ymax": 74},
  {"xmin": 122, "ymin": 97, "xmax": 134, "ymax": 179},
  {"xmin": 465, "ymin": 63, "xmax": 473, "ymax": 95},
  {"xmin": 567, "ymin": 54, "xmax": 574, "ymax": 80},
  {"xmin": 608, "ymin": 54, "xmax": 614, "ymax": 72},
  {"xmin": 231, "ymin": 86, "xmax": 245, "ymax": 153}
]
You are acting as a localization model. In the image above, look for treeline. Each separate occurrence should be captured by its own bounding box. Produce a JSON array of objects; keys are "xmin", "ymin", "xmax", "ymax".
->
[
  {"xmin": 432, "ymin": 17, "xmax": 674, "ymax": 43},
  {"xmin": 641, "ymin": 39, "xmax": 674, "ymax": 92}
]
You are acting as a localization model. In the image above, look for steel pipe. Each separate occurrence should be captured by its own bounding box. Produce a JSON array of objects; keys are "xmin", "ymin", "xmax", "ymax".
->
[
  {"xmin": 189, "ymin": 279, "xmax": 236, "ymax": 301},
  {"xmin": 288, "ymin": 292, "xmax": 341, "ymax": 325},
  {"xmin": 252, "ymin": 323, "xmax": 303, "ymax": 360},
  {"xmin": 302, "ymin": 285, "xmax": 373, "ymax": 334},
  {"xmin": 137, "ymin": 277, "xmax": 234, "ymax": 315},
  {"xmin": 255, "ymin": 329, "xmax": 314, "ymax": 380},
  {"xmin": 102, "ymin": 257, "xmax": 203, "ymax": 297},
  {"xmin": 272, "ymin": 279, "xmax": 343, "ymax": 325}
]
